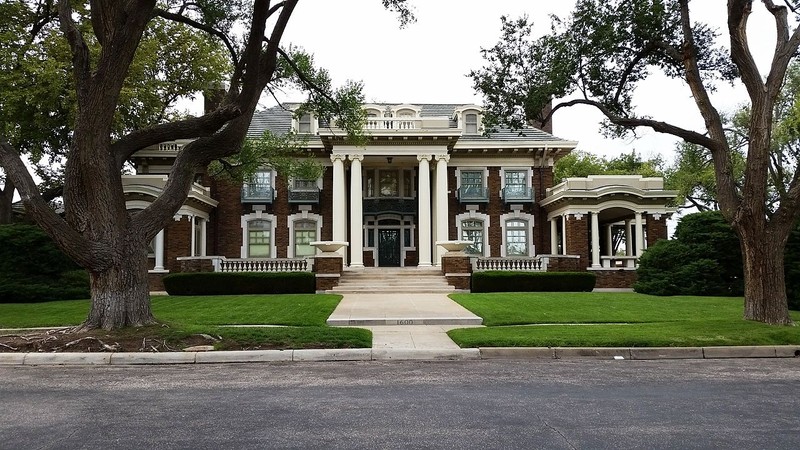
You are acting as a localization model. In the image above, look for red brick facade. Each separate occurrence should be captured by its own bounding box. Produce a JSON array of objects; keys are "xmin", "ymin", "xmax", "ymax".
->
[
  {"xmin": 565, "ymin": 214, "xmax": 589, "ymax": 269},
  {"xmin": 646, "ymin": 214, "xmax": 669, "ymax": 247},
  {"xmin": 593, "ymin": 269, "xmax": 638, "ymax": 289},
  {"xmin": 441, "ymin": 255, "xmax": 473, "ymax": 290}
]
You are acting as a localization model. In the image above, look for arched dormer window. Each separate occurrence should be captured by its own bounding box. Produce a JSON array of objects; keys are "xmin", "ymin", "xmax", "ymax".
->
[
  {"xmin": 298, "ymin": 113, "xmax": 313, "ymax": 133},
  {"xmin": 465, "ymin": 113, "xmax": 478, "ymax": 134}
]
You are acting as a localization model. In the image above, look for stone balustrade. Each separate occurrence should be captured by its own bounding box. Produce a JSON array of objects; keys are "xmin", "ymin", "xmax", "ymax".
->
[{"xmin": 473, "ymin": 257, "xmax": 547, "ymax": 272}]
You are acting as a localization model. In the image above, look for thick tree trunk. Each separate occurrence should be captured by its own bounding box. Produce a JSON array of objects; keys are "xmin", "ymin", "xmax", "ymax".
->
[
  {"xmin": 80, "ymin": 244, "xmax": 156, "ymax": 330},
  {"xmin": 739, "ymin": 229, "xmax": 792, "ymax": 325},
  {"xmin": 0, "ymin": 178, "xmax": 14, "ymax": 224}
]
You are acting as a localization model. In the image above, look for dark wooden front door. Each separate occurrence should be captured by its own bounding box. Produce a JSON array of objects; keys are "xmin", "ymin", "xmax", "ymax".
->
[{"xmin": 378, "ymin": 229, "xmax": 401, "ymax": 267}]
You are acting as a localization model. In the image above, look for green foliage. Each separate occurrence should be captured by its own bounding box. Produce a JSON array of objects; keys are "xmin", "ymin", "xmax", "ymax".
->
[
  {"xmin": 635, "ymin": 211, "xmax": 744, "ymax": 296},
  {"xmin": 471, "ymin": 271, "xmax": 596, "ymax": 293},
  {"xmin": 0, "ymin": 224, "xmax": 89, "ymax": 303},
  {"xmin": 554, "ymin": 149, "xmax": 664, "ymax": 183},
  {"xmin": 163, "ymin": 272, "xmax": 315, "ymax": 296}
]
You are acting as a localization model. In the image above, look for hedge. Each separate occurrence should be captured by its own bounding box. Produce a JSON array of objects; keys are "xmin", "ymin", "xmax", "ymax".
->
[
  {"xmin": 471, "ymin": 271, "xmax": 596, "ymax": 293},
  {"xmin": 0, "ymin": 270, "xmax": 90, "ymax": 303},
  {"xmin": 163, "ymin": 272, "xmax": 315, "ymax": 295}
]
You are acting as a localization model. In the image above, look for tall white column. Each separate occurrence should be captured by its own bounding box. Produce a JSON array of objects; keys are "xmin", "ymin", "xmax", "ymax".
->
[
  {"xmin": 349, "ymin": 155, "xmax": 364, "ymax": 268},
  {"xmin": 331, "ymin": 154, "xmax": 347, "ymax": 257},
  {"xmin": 625, "ymin": 220, "xmax": 633, "ymax": 256},
  {"xmin": 605, "ymin": 224, "xmax": 613, "ymax": 256},
  {"xmin": 561, "ymin": 214, "xmax": 568, "ymax": 255},
  {"xmin": 190, "ymin": 215, "xmax": 197, "ymax": 257},
  {"xmin": 417, "ymin": 155, "xmax": 432, "ymax": 267},
  {"xmin": 634, "ymin": 212, "xmax": 644, "ymax": 257},
  {"xmin": 591, "ymin": 212, "xmax": 601, "ymax": 268},
  {"xmin": 434, "ymin": 155, "xmax": 450, "ymax": 265},
  {"xmin": 550, "ymin": 218, "xmax": 558, "ymax": 255},
  {"xmin": 154, "ymin": 229, "xmax": 165, "ymax": 271}
]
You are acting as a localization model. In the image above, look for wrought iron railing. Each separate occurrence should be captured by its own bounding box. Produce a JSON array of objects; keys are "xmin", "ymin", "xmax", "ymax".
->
[
  {"xmin": 458, "ymin": 186, "xmax": 489, "ymax": 202},
  {"xmin": 502, "ymin": 186, "xmax": 534, "ymax": 202},
  {"xmin": 288, "ymin": 187, "xmax": 320, "ymax": 204}
]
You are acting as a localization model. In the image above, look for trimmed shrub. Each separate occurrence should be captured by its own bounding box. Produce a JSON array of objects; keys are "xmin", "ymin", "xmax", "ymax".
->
[
  {"xmin": 0, "ymin": 224, "xmax": 90, "ymax": 303},
  {"xmin": 471, "ymin": 271, "xmax": 596, "ymax": 293},
  {"xmin": 163, "ymin": 272, "xmax": 315, "ymax": 295}
]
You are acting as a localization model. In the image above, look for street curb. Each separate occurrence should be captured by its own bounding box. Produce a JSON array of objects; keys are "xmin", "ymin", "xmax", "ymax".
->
[{"xmin": 2, "ymin": 346, "xmax": 798, "ymax": 366}]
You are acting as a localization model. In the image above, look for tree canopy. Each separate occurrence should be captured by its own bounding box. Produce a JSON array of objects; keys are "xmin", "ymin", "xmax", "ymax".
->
[
  {"xmin": 472, "ymin": 0, "xmax": 800, "ymax": 324},
  {"xmin": 554, "ymin": 149, "xmax": 665, "ymax": 183}
]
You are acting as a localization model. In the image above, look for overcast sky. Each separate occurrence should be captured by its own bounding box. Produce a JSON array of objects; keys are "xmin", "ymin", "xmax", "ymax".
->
[{"xmin": 263, "ymin": 0, "xmax": 777, "ymax": 163}]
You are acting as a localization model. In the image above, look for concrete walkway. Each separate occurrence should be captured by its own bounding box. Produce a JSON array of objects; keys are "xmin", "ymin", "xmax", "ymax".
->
[{"xmin": 326, "ymin": 293, "xmax": 483, "ymax": 350}]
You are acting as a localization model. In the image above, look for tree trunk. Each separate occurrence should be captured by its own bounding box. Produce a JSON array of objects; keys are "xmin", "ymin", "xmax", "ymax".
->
[
  {"xmin": 0, "ymin": 178, "xmax": 14, "ymax": 224},
  {"xmin": 80, "ymin": 244, "xmax": 156, "ymax": 330},
  {"xmin": 739, "ymin": 228, "xmax": 792, "ymax": 325}
]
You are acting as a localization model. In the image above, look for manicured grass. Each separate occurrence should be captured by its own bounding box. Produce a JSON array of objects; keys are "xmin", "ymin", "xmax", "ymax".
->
[
  {"xmin": 0, "ymin": 294, "xmax": 370, "ymax": 350},
  {"xmin": 448, "ymin": 292, "xmax": 800, "ymax": 348}
]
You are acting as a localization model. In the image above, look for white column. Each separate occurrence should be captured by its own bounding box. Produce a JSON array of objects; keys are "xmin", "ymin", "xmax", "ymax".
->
[
  {"xmin": 349, "ymin": 155, "xmax": 364, "ymax": 268},
  {"xmin": 417, "ymin": 155, "xmax": 432, "ymax": 267},
  {"xmin": 434, "ymin": 155, "xmax": 450, "ymax": 265},
  {"xmin": 561, "ymin": 214, "xmax": 568, "ymax": 255},
  {"xmin": 605, "ymin": 224, "xmax": 613, "ymax": 256},
  {"xmin": 154, "ymin": 229, "xmax": 165, "ymax": 271},
  {"xmin": 625, "ymin": 220, "xmax": 633, "ymax": 256},
  {"xmin": 591, "ymin": 212, "xmax": 601, "ymax": 268},
  {"xmin": 331, "ymin": 154, "xmax": 347, "ymax": 257},
  {"xmin": 634, "ymin": 212, "xmax": 644, "ymax": 257},
  {"xmin": 190, "ymin": 215, "xmax": 198, "ymax": 257},
  {"xmin": 550, "ymin": 218, "xmax": 558, "ymax": 255}
]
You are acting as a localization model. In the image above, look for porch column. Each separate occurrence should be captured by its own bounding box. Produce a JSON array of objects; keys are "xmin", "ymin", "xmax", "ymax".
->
[
  {"xmin": 331, "ymin": 154, "xmax": 347, "ymax": 257},
  {"xmin": 625, "ymin": 220, "xmax": 633, "ymax": 256},
  {"xmin": 605, "ymin": 224, "xmax": 613, "ymax": 256},
  {"xmin": 634, "ymin": 212, "xmax": 644, "ymax": 257},
  {"xmin": 154, "ymin": 229, "xmax": 165, "ymax": 271},
  {"xmin": 349, "ymin": 155, "xmax": 364, "ymax": 268},
  {"xmin": 561, "ymin": 214, "xmax": 568, "ymax": 255},
  {"xmin": 550, "ymin": 217, "xmax": 558, "ymax": 254},
  {"xmin": 418, "ymin": 154, "xmax": 432, "ymax": 267},
  {"xmin": 434, "ymin": 154, "xmax": 450, "ymax": 265},
  {"xmin": 591, "ymin": 212, "xmax": 601, "ymax": 268},
  {"xmin": 190, "ymin": 215, "xmax": 197, "ymax": 257}
]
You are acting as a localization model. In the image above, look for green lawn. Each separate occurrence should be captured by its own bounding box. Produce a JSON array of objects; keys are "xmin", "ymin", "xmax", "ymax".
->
[
  {"xmin": 0, "ymin": 294, "xmax": 371, "ymax": 350},
  {"xmin": 448, "ymin": 292, "xmax": 800, "ymax": 348}
]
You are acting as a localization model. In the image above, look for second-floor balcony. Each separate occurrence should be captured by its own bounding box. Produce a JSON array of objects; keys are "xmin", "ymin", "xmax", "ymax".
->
[
  {"xmin": 458, "ymin": 186, "xmax": 489, "ymax": 203},
  {"xmin": 502, "ymin": 186, "xmax": 535, "ymax": 202},
  {"xmin": 364, "ymin": 118, "xmax": 420, "ymax": 130},
  {"xmin": 288, "ymin": 187, "xmax": 320, "ymax": 204},
  {"xmin": 242, "ymin": 183, "xmax": 274, "ymax": 203}
]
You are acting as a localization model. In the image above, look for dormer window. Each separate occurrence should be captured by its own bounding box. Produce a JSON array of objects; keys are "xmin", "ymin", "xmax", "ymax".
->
[
  {"xmin": 298, "ymin": 114, "xmax": 312, "ymax": 133},
  {"xmin": 397, "ymin": 108, "xmax": 415, "ymax": 118},
  {"xmin": 465, "ymin": 113, "xmax": 478, "ymax": 134}
]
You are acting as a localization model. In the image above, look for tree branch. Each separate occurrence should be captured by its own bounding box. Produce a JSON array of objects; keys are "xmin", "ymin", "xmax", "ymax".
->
[
  {"xmin": 57, "ymin": 0, "xmax": 91, "ymax": 95},
  {"xmin": 111, "ymin": 104, "xmax": 242, "ymax": 168},
  {"xmin": 0, "ymin": 139, "xmax": 111, "ymax": 270},
  {"xmin": 153, "ymin": 8, "xmax": 240, "ymax": 66}
]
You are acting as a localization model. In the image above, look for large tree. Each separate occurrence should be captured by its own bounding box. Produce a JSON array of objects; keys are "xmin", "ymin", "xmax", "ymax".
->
[
  {"xmin": 472, "ymin": 0, "xmax": 800, "ymax": 324},
  {"xmin": 0, "ymin": 0, "xmax": 412, "ymax": 330}
]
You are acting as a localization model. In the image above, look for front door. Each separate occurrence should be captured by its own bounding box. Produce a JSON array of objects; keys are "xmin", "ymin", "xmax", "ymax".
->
[{"xmin": 378, "ymin": 229, "xmax": 401, "ymax": 267}]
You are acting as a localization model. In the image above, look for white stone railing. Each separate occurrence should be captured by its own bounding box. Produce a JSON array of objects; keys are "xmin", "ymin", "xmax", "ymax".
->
[
  {"xmin": 473, "ymin": 257, "xmax": 548, "ymax": 272},
  {"xmin": 216, "ymin": 257, "xmax": 312, "ymax": 273},
  {"xmin": 158, "ymin": 142, "xmax": 184, "ymax": 152},
  {"xmin": 365, "ymin": 118, "xmax": 420, "ymax": 130},
  {"xmin": 600, "ymin": 256, "xmax": 638, "ymax": 268}
]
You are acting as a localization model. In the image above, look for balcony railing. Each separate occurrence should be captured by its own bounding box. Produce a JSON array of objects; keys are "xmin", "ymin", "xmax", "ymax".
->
[
  {"xmin": 502, "ymin": 186, "xmax": 535, "ymax": 202},
  {"xmin": 458, "ymin": 186, "xmax": 489, "ymax": 203},
  {"xmin": 288, "ymin": 187, "xmax": 320, "ymax": 204},
  {"xmin": 365, "ymin": 118, "xmax": 420, "ymax": 130},
  {"xmin": 363, "ymin": 198, "xmax": 416, "ymax": 214},
  {"xmin": 600, "ymin": 256, "xmax": 638, "ymax": 268},
  {"xmin": 241, "ymin": 183, "xmax": 274, "ymax": 203},
  {"xmin": 218, "ymin": 257, "xmax": 311, "ymax": 273}
]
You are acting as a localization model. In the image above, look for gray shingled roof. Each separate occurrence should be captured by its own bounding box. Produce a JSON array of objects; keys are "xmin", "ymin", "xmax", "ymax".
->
[{"xmin": 246, "ymin": 103, "xmax": 571, "ymax": 143}]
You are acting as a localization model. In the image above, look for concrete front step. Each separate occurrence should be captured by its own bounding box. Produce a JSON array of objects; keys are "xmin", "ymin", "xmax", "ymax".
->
[
  {"xmin": 329, "ymin": 288, "xmax": 457, "ymax": 294},
  {"xmin": 334, "ymin": 267, "xmax": 454, "ymax": 294},
  {"xmin": 326, "ymin": 317, "xmax": 483, "ymax": 326}
]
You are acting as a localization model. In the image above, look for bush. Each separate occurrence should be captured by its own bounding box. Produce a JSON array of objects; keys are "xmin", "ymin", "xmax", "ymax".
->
[
  {"xmin": 163, "ymin": 272, "xmax": 315, "ymax": 295},
  {"xmin": 471, "ymin": 271, "xmax": 596, "ymax": 293},
  {"xmin": 0, "ymin": 224, "xmax": 90, "ymax": 303}
]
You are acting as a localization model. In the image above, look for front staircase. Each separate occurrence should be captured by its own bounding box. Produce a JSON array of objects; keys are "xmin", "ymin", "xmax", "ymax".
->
[{"xmin": 328, "ymin": 267, "xmax": 458, "ymax": 294}]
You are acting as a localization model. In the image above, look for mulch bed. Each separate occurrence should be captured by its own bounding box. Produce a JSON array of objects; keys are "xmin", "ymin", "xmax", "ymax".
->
[{"xmin": 0, "ymin": 328, "xmax": 235, "ymax": 353}]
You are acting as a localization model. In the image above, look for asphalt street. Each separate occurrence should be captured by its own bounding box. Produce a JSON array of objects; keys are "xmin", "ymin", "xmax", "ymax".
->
[{"xmin": 1, "ymin": 359, "xmax": 798, "ymax": 449}]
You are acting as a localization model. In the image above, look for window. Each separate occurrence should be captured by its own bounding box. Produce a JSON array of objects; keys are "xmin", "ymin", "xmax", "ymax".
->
[
  {"xmin": 465, "ymin": 113, "xmax": 478, "ymax": 134},
  {"xmin": 298, "ymin": 114, "xmax": 312, "ymax": 133},
  {"xmin": 505, "ymin": 219, "xmax": 529, "ymax": 256},
  {"xmin": 293, "ymin": 220, "xmax": 317, "ymax": 258},
  {"xmin": 460, "ymin": 170, "xmax": 484, "ymax": 199},
  {"xmin": 504, "ymin": 170, "xmax": 527, "ymax": 198},
  {"xmin": 379, "ymin": 170, "xmax": 399, "ymax": 197},
  {"xmin": 293, "ymin": 178, "xmax": 317, "ymax": 190},
  {"xmin": 146, "ymin": 238, "xmax": 156, "ymax": 258},
  {"xmin": 403, "ymin": 170, "xmax": 412, "ymax": 197},
  {"xmin": 247, "ymin": 171, "xmax": 272, "ymax": 196},
  {"xmin": 248, "ymin": 220, "xmax": 271, "ymax": 257},
  {"xmin": 193, "ymin": 217, "xmax": 204, "ymax": 256},
  {"xmin": 461, "ymin": 219, "xmax": 484, "ymax": 255}
]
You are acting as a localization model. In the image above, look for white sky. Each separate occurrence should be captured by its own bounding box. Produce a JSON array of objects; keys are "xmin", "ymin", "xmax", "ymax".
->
[{"xmin": 263, "ymin": 0, "xmax": 777, "ymax": 164}]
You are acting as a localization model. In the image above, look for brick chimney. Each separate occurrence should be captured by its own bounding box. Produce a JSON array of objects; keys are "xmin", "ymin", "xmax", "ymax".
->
[{"xmin": 529, "ymin": 100, "xmax": 553, "ymax": 134}]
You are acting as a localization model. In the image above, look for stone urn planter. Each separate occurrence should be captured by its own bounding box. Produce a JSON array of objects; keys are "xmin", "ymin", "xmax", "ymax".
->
[
  {"xmin": 310, "ymin": 241, "xmax": 349, "ymax": 255},
  {"xmin": 436, "ymin": 240, "xmax": 473, "ymax": 256}
]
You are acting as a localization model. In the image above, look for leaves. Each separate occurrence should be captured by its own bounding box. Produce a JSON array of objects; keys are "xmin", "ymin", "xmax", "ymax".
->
[{"xmin": 554, "ymin": 149, "xmax": 664, "ymax": 183}]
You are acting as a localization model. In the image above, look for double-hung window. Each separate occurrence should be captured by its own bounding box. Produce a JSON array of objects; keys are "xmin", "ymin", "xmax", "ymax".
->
[
  {"xmin": 298, "ymin": 114, "xmax": 312, "ymax": 133},
  {"xmin": 293, "ymin": 220, "xmax": 317, "ymax": 258},
  {"xmin": 248, "ymin": 220, "xmax": 271, "ymax": 257},
  {"xmin": 460, "ymin": 170, "xmax": 485, "ymax": 201},
  {"xmin": 505, "ymin": 219, "xmax": 529, "ymax": 256},
  {"xmin": 465, "ymin": 113, "xmax": 478, "ymax": 134},
  {"xmin": 461, "ymin": 219, "xmax": 484, "ymax": 255},
  {"xmin": 504, "ymin": 170, "xmax": 529, "ymax": 200}
]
